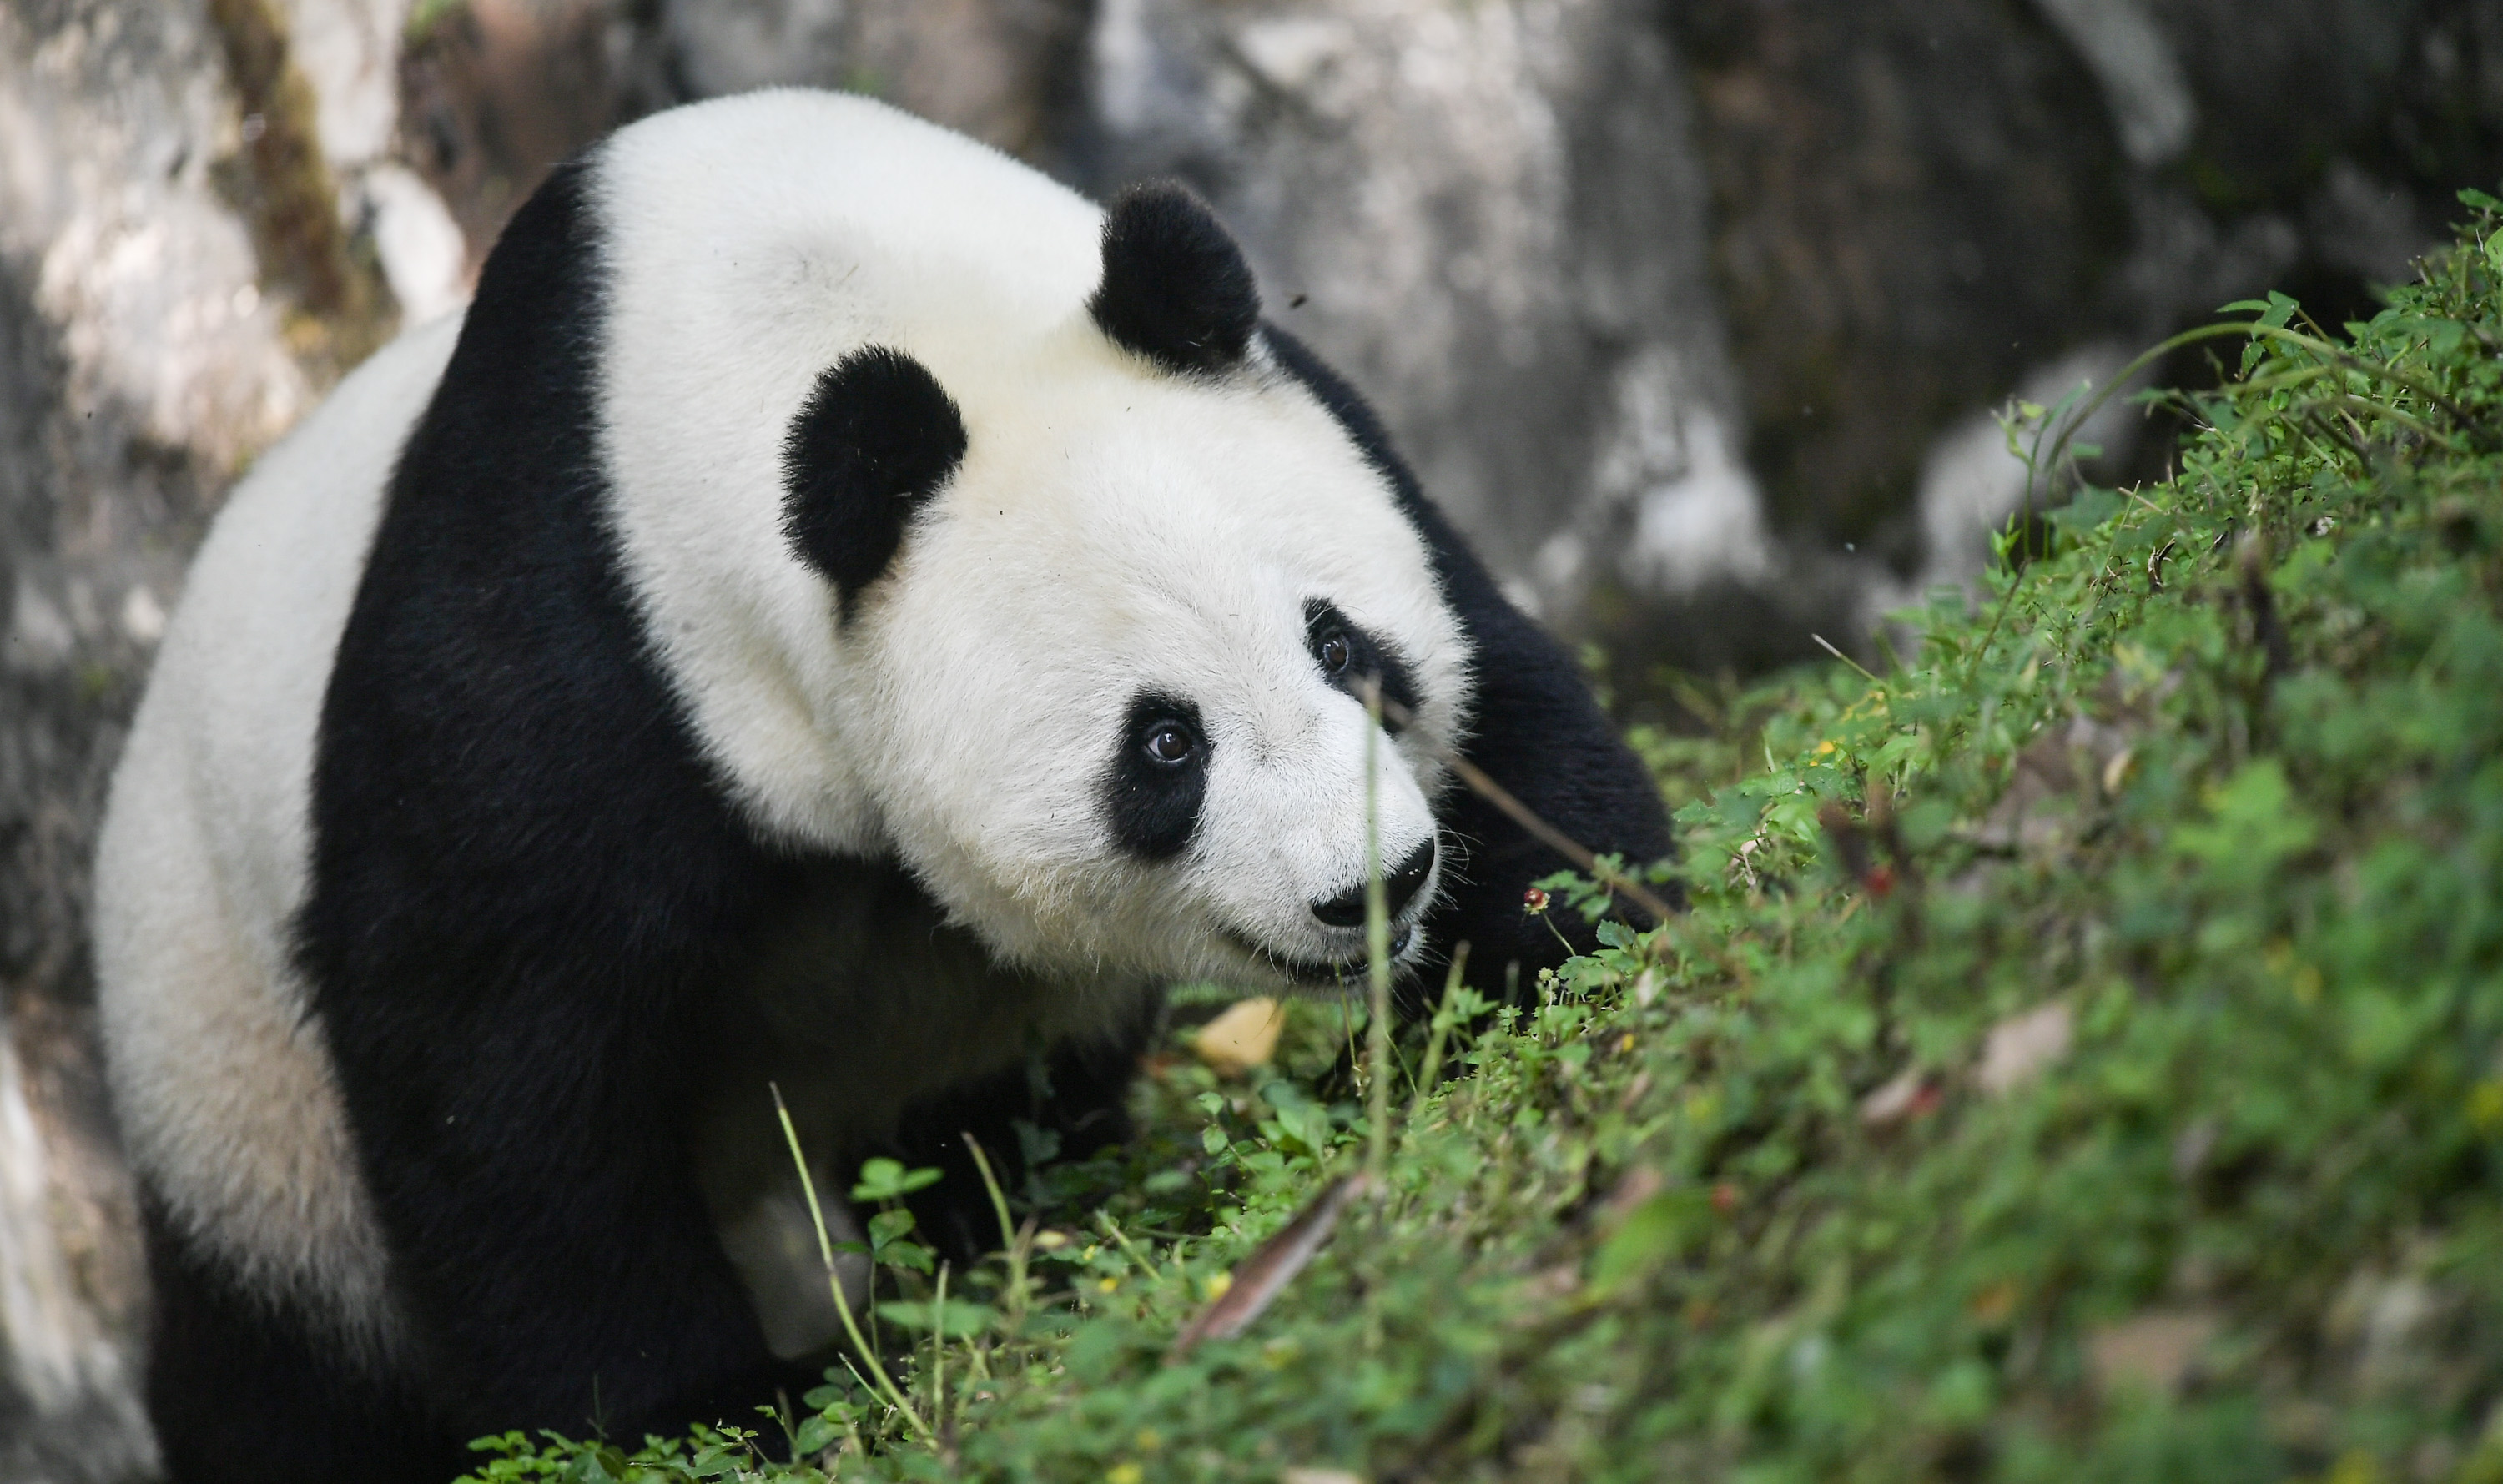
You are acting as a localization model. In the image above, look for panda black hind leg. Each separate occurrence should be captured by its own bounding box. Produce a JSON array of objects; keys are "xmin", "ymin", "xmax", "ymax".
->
[{"xmin": 139, "ymin": 1211, "xmax": 456, "ymax": 1484}]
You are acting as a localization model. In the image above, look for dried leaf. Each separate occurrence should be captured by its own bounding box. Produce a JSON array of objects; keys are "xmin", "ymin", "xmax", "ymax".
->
[
  {"xmin": 1970, "ymin": 719, "xmax": 2133, "ymax": 853},
  {"xmin": 1598, "ymin": 1165, "xmax": 1664, "ymax": 1221},
  {"xmin": 1192, "ymin": 997, "xmax": 1284, "ymax": 1074},
  {"xmin": 1859, "ymin": 1068, "xmax": 1939, "ymax": 1128},
  {"xmin": 2171, "ymin": 1117, "xmax": 2219, "ymax": 1180},
  {"xmin": 1977, "ymin": 1002, "xmax": 2072, "ymax": 1094},
  {"xmin": 2088, "ymin": 1310, "xmax": 2217, "ymax": 1394}
]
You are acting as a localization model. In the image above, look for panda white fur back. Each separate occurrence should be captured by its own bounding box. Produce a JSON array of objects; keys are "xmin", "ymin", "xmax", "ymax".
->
[
  {"xmin": 93, "ymin": 90, "xmax": 1670, "ymax": 1482},
  {"xmin": 95, "ymin": 313, "xmax": 462, "ymax": 1361}
]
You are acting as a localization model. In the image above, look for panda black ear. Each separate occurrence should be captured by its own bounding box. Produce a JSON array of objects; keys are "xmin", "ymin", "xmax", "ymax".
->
[
  {"xmin": 1088, "ymin": 182, "xmax": 1259, "ymax": 376},
  {"xmin": 781, "ymin": 346, "xmax": 968, "ymax": 621}
]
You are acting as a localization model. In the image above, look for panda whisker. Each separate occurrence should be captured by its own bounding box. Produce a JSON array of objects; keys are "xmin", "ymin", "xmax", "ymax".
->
[{"xmin": 1367, "ymin": 686, "xmax": 1676, "ymax": 928}]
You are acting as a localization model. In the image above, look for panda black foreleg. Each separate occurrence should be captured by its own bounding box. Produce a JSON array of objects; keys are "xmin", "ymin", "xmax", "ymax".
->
[{"xmin": 882, "ymin": 1004, "xmax": 1160, "ymax": 1270}]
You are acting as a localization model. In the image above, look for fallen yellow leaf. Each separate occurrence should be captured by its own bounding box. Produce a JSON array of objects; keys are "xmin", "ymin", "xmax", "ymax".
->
[{"xmin": 1194, "ymin": 997, "xmax": 1284, "ymax": 1074}]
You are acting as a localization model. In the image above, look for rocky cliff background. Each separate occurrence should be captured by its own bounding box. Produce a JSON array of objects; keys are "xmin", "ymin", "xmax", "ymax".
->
[{"xmin": 3, "ymin": 2, "xmax": 2500, "ymax": 1476}]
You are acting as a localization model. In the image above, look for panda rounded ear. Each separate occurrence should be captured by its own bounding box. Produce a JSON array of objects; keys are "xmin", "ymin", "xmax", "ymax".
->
[
  {"xmin": 781, "ymin": 346, "xmax": 967, "ymax": 621},
  {"xmin": 1088, "ymin": 182, "xmax": 1259, "ymax": 375}
]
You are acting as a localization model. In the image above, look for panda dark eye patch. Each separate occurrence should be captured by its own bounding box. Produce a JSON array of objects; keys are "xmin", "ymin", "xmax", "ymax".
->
[
  {"xmin": 1302, "ymin": 599, "xmax": 1418, "ymax": 731},
  {"xmin": 1105, "ymin": 692, "xmax": 1207, "ymax": 860}
]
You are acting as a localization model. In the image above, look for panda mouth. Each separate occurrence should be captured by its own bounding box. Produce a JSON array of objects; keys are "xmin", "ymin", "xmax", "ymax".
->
[{"xmin": 1226, "ymin": 927, "xmax": 1416, "ymax": 988}]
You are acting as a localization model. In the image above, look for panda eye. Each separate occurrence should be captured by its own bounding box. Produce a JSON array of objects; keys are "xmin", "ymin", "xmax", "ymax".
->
[
  {"xmin": 1317, "ymin": 630, "xmax": 1352, "ymax": 676},
  {"xmin": 1141, "ymin": 720, "xmax": 1198, "ymax": 766}
]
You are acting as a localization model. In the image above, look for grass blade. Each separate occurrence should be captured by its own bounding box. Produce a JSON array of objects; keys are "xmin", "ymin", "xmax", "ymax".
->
[{"xmin": 770, "ymin": 1082, "xmax": 930, "ymax": 1443}]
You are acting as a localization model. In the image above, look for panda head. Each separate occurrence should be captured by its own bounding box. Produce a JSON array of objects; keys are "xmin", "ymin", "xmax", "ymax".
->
[{"xmin": 776, "ymin": 184, "xmax": 1472, "ymax": 991}]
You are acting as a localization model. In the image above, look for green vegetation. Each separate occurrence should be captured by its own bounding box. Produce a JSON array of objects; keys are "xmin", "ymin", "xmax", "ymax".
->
[{"xmin": 465, "ymin": 204, "xmax": 2503, "ymax": 1482}]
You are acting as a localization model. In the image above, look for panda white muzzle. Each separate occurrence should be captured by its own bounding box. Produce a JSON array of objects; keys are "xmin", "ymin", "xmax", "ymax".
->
[{"xmin": 1307, "ymin": 838, "xmax": 1437, "ymax": 927}]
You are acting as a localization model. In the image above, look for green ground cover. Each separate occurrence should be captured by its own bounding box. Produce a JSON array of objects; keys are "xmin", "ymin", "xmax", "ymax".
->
[{"xmin": 466, "ymin": 204, "xmax": 2503, "ymax": 1483}]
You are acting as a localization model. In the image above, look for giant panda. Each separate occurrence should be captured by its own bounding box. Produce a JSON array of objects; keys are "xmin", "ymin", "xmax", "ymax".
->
[{"xmin": 91, "ymin": 90, "xmax": 1670, "ymax": 1483}]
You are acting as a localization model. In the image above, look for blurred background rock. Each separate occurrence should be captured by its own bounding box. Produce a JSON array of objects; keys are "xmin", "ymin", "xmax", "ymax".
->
[{"xmin": 3, "ymin": 1, "xmax": 2497, "ymax": 1474}]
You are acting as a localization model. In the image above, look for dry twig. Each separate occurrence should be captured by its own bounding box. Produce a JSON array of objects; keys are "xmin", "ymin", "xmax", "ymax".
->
[{"xmin": 1168, "ymin": 1174, "xmax": 1373, "ymax": 1361}]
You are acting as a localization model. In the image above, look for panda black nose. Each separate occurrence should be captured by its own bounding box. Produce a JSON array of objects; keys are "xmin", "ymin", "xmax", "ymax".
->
[{"xmin": 1310, "ymin": 839, "xmax": 1438, "ymax": 928}]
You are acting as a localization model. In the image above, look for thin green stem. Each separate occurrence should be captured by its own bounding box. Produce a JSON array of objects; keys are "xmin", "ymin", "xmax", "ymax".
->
[
  {"xmin": 961, "ymin": 1132, "xmax": 1017, "ymax": 1254},
  {"xmin": 1363, "ymin": 687, "xmax": 1393, "ymax": 1193},
  {"xmin": 771, "ymin": 1083, "xmax": 931, "ymax": 1444},
  {"xmin": 962, "ymin": 1132, "xmax": 1031, "ymax": 1333},
  {"xmin": 1095, "ymin": 1211, "xmax": 1158, "ymax": 1279},
  {"xmin": 1403, "ymin": 943, "xmax": 1471, "ymax": 1140},
  {"xmin": 1810, "ymin": 632, "xmax": 1880, "ymax": 684},
  {"xmin": 2289, "ymin": 393, "xmax": 2450, "ymax": 445},
  {"xmin": 930, "ymin": 1262, "xmax": 949, "ymax": 1441}
]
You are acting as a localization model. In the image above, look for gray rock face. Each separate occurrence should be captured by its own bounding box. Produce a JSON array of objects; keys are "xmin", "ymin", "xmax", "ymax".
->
[
  {"xmin": 0, "ymin": 0, "xmax": 457, "ymax": 1473},
  {"xmin": 0, "ymin": 1, "xmax": 288, "ymax": 1475},
  {"xmin": 658, "ymin": 0, "xmax": 1090, "ymax": 161},
  {"xmin": 1078, "ymin": 0, "xmax": 1765, "ymax": 626},
  {"xmin": 1672, "ymin": 0, "xmax": 2131, "ymax": 562}
]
